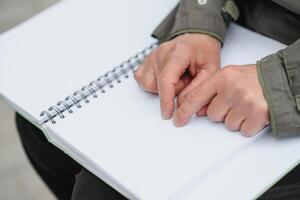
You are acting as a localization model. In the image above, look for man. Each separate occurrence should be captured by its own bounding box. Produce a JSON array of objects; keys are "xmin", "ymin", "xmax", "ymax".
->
[{"xmin": 16, "ymin": 0, "xmax": 300, "ymax": 199}]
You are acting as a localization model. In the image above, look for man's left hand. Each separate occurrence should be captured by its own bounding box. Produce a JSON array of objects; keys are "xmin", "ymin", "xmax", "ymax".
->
[{"xmin": 174, "ymin": 64, "xmax": 270, "ymax": 137}]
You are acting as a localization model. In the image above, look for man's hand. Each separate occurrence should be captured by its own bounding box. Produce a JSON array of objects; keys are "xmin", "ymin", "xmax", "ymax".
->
[
  {"xmin": 134, "ymin": 33, "xmax": 221, "ymax": 119},
  {"xmin": 174, "ymin": 64, "xmax": 270, "ymax": 137}
]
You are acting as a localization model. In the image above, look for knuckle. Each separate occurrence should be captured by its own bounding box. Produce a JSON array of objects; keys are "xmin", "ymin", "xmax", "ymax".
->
[
  {"xmin": 225, "ymin": 121, "xmax": 238, "ymax": 131},
  {"xmin": 207, "ymin": 107, "xmax": 221, "ymax": 122},
  {"xmin": 220, "ymin": 65, "xmax": 237, "ymax": 80},
  {"xmin": 134, "ymin": 69, "xmax": 143, "ymax": 82},
  {"xmin": 231, "ymin": 84, "xmax": 243, "ymax": 93},
  {"xmin": 255, "ymin": 104, "xmax": 270, "ymax": 124},
  {"xmin": 243, "ymin": 94, "xmax": 256, "ymax": 106},
  {"xmin": 220, "ymin": 69, "xmax": 231, "ymax": 80},
  {"xmin": 255, "ymin": 103, "xmax": 267, "ymax": 114},
  {"xmin": 142, "ymin": 80, "xmax": 156, "ymax": 91}
]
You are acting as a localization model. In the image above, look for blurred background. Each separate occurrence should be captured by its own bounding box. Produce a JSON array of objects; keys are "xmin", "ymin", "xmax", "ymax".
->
[{"xmin": 0, "ymin": 0, "xmax": 60, "ymax": 199}]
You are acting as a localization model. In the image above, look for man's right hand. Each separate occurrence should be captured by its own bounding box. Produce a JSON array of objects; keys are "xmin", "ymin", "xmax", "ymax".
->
[{"xmin": 134, "ymin": 33, "xmax": 221, "ymax": 120}]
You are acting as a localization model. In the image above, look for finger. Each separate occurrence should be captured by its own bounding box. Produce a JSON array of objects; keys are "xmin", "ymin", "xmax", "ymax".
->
[
  {"xmin": 140, "ymin": 65, "xmax": 157, "ymax": 93},
  {"xmin": 134, "ymin": 64, "xmax": 145, "ymax": 83},
  {"xmin": 206, "ymin": 94, "xmax": 233, "ymax": 122},
  {"xmin": 136, "ymin": 52, "xmax": 158, "ymax": 93},
  {"xmin": 196, "ymin": 105, "xmax": 208, "ymax": 116},
  {"xmin": 240, "ymin": 118, "xmax": 266, "ymax": 137},
  {"xmin": 175, "ymin": 73, "xmax": 192, "ymax": 95},
  {"xmin": 224, "ymin": 105, "xmax": 247, "ymax": 132},
  {"xmin": 157, "ymin": 50, "xmax": 193, "ymax": 120},
  {"xmin": 177, "ymin": 70, "xmax": 211, "ymax": 106},
  {"xmin": 174, "ymin": 74, "xmax": 220, "ymax": 127}
]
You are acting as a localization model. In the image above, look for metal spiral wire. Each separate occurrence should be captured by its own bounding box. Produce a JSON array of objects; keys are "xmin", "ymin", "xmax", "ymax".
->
[{"xmin": 40, "ymin": 43, "xmax": 157, "ymax": 124}]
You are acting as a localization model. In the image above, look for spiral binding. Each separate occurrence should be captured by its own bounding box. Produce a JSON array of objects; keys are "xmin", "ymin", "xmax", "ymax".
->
[{"xmin": 40, "ymin": 43, "xmax": 158, "ymax": 124}]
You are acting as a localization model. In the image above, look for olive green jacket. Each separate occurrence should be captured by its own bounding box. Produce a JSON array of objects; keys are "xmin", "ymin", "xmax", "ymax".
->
[{"xmin": 152, "ymin": 0, "xmax": 300, "ymax": 137}]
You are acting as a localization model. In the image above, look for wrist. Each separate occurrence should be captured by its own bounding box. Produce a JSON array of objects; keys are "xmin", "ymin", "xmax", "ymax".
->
[{"xmin": 176, "ymin": 33, "xmax": 221, "ymax": 49}]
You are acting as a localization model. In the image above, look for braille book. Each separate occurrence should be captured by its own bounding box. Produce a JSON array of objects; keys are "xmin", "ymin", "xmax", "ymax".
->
[{"xmin": 1, "ymin": 0, "xmax": 298, "ymax": 199}]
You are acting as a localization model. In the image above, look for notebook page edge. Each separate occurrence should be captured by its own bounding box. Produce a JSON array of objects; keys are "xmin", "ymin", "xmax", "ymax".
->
[
  {"xmin": 168, "ymin": 126, "xmax": 271, "ymax": 199},
  {"xmin": 0, "ymin": 92, "xmax": 41, "ymax": 127},
  {"xmin": 41, "ymin": 123, "xmax": 139, "ymax": 200}
]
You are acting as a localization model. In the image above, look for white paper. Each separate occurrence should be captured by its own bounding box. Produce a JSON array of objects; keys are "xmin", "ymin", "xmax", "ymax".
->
[
  {"xmin": 44, "ymin": 24, "xmax": 286, "ymax": 199},
  {"xmin": 0, "ymin": 0, "xmax": 178, "ymax": 123}
]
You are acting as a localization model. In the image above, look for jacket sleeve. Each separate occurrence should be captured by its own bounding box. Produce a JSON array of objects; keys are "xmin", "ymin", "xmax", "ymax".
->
[
  {"xmin": 257, "ymin": 39, "xmax": 300, "ymax": 137},
  {"xmin": 152, "ymin": 0, "xmax": 240, "ymax": 43}
]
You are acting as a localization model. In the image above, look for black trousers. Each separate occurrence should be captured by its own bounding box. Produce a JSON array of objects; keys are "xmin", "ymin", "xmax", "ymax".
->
[
  {"xmin": 16, "ymin": 114, "xmax": 125, "ymax": 200},
  {"xmin": 15, "ymin": 114, "xmax": 300, "ymax": 200}
]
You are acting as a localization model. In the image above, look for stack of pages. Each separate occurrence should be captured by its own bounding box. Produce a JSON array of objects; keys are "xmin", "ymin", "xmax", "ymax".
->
[{"xmin": 0, "ymin": 0, "xmax": 298, "ymax": 199}]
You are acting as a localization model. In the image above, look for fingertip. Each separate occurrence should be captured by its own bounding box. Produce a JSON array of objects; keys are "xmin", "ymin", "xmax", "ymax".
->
[
  {"xmin": 240, "ymin": 120, "xmax": 264, "ymax": 137},
  {"xmin": 160, "ymin": 100, "xmax": 174, "ymax": 120},
  {"xmin": 240, "ymin": 126, "xmax": 259, "ymax": 137},
  {"xmin": 173, "ymin": 112, "xmax": 189, "ymax": 127},
  {"xmin": 161, "ymin": 112, "xmax": 172, "ymax": 120},
  {"xmin": 196, "ymin": 106, "xmax": 207, "ymax": 117},
  {"xmin": 158, "ymin": 86, "xmax": 176, "ymax": 120},
  {"xmin": 173, "ymin": 120, "xmax": 184, "ymax": 127}
]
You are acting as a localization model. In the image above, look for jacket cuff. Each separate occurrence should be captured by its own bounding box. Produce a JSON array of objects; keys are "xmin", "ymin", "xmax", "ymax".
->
[
  {"xmin": 162, "ymin": 15, "xmax": 227, "ymax": 43},
  {"xmin": 152, "ymin": 0, "xmax": 239, "ymax": 44},
  {"xmin": 257, "ymin": 53, "xmax": 300, "ymax": 137}
]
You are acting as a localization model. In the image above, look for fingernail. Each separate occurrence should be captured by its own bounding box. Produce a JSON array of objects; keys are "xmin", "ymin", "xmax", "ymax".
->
[
  {"xmin": 161, "ymin": 111, "xmax": 171, "ymax": 120},
  {"xmin": 173, "ymin": 114, "xmax": 186, "ymax": 127}
]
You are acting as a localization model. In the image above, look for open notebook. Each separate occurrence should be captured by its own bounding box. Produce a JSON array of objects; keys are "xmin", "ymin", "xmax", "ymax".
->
[{"xmin": 0, "ymin": 0, "xmax": 289, "ymax": 199}]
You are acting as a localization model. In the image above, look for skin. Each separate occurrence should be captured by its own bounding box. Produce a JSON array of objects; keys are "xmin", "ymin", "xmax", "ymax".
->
[
  {"xmin": 135, "ymin": 34, "xmax": 270, "ymax": 136},
  {"xmin": 134, "ymin": 33, "xmax": 221, "ymax": 119},
  {"xmin": 174, "ymin": 64, "xmax": 270, "ymax": 137}
]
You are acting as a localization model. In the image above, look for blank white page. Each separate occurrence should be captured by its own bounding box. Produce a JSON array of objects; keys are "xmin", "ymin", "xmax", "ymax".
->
[
  {"xmin": 182, "ymin": 133, "xmax": 300, "ymax": 200},
  {"xmin": 0, "ymin": 0, "xmax": 178, "ymax": 124},
  {"xmin": 44, "ymin": 25, "xmax": 286, "ymax": 199}
]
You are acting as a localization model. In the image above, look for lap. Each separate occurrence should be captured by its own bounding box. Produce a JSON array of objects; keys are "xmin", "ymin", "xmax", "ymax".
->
[
  {"xmin": 15, "ymin": 113, "xmax": 300, "ymax": 200},
  {"xmin": 72, "ymin": 167, "xmax": 300, "ymax": 200},
  {"xmin": 72, "ymin": 169, "xmax": 127, "ymax": 200},
  {"xmin": 16, "ymin": 113, "xmax": 81, "ymax": 199},
  {"xmin": 16, "ymin": 113, "xmax": 126, "ymax": 199}
]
